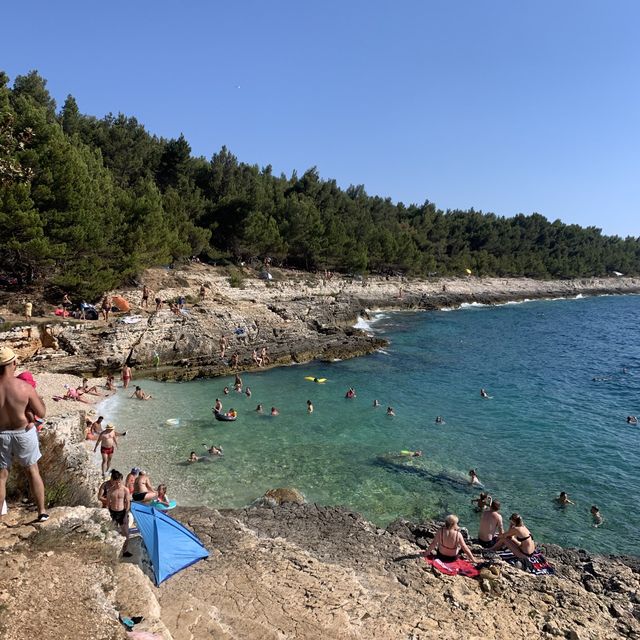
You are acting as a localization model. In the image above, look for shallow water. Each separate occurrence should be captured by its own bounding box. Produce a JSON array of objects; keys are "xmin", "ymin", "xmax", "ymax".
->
[{"xmin": 99, "ymin": 294, "xmax": 640, "ymax": 554}]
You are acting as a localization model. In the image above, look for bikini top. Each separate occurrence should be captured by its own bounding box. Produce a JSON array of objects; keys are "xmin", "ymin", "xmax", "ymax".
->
[{"xmin": 516, "ymin": 534, "xmax": 531, "ymax": 542}]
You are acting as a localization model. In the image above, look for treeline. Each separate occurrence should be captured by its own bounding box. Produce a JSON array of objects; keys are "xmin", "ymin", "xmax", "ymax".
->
[{"xmin": 1, "ymin": 71, "xmax": 638, "ymax": 300}]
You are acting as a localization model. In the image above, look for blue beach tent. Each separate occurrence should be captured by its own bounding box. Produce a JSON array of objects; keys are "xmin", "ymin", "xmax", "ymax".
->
[{"xmin": 130, "ymin": 502, "xmax": 209, "ymax": 585}]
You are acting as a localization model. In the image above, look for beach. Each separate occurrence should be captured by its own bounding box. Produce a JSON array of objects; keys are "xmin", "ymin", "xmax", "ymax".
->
[{"xmin": 2, "ymin": 267, "xmax": 640, "ymax": 639}]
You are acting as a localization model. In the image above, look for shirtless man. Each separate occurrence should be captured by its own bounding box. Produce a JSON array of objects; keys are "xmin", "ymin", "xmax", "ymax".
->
[
  {"xmin": 121, "ymin": 364, "xmax": 132, "ymax": 389},
  {"xmin": 478, "ymin": 500, "xmax": 504, "ymax": 548},
  {"xmin": 101, "ymin": 295, "xmax": 111, "ymax": 322},
  {"xmin": 97, "ymin": 468, "xmax": 119, "ymax": 507},
  {"xmin": 130, "ymin": 386, "xmax": 152, "ymax": 400},
  {"xmin": 86, "ymin": 415, "xmax": 104, "ymax": 440},
  {"xmin": 141, "ymin": 284, "xmax": 150, "ymax": 308},
  {"xmin": 0, "ymin": 348, "xmax": 49, "ymax": 522},
  {"xmin": 219, "ymin": 335, "xmax": 228, "ymax": 359},
  {"xmin": 94, "ymin": 424, "xmax": 117, "ymax": 477},
  {"xmin": 106, "ymin": 470, "xmax": 131, "ymax": 556},
  {"xmin": 213, "ymin": 398, "xmax": 223, "ymax": 413},
  {"xmin": 132, "ymin": 470, "xmax": 157, "ymax": 502},
  {"xmin": 307, "ymin": 400, "xmax": 314, "ymax": 414}
]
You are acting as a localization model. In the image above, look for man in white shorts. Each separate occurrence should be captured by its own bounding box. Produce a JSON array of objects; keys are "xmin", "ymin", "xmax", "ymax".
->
[{"xmin": 0, "ymin": 347, "xmax": 48, "ymax": 522}]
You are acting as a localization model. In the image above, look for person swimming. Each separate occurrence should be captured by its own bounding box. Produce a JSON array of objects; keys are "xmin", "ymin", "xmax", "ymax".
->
[
  {"xmin": 245, "ymin": 386, "xmax": 252, "ymax": 398},
  {"xmin": 255, "ymin": 403, "xmax": 263, "ymax": 413},
  {"xmin": 307, "ymin": 400, "xmax": 314, "ymax": 413},
  {"xmin": 435, "ymin": 416, "xmax": 445, "ymax": 424},
  {"xmin": 188, "ymin": 451, "xmax": 201, "ymax": 463},
  {"xmin": 373, "ymin": 399, "xmax": 380, "ymax": 407},
  {"xmin": 590, "ymin": 505, "xmax": 603, "ymax": 527},
  {"xmin": 270, "ymin": 407, "xmax": 279, "ymax": 416},
  {"xmin": 205, "ymin": 444, "xmax": 223, "ymax": 456},
  {"xmin": 472, "ymin": 492, "xmax": 492, "ymax": 511},
  {"xmin": 345, "ymin": 387, "xmax": 356, "ymax": 399},
  {"xmin": 468, "ymin": 469, "xmax": 481, "ymax": 485},
  {"xmin": 627, "ymin": 415, "xmax": 638, "ymax": 425},
  {"xmin": 480, "ymin": 388, "xmax": 489, "ymax": 398},
  {"xmin": 555, "ymin": 491, "xmax": 574, "ymax": 506},
  {"xmin": 386, "ymin": 406, "xmax": 395, "ymax": 416},
  {"xmin": 223, "ymin": 386, "xmax": 230, "ymax": 395}
]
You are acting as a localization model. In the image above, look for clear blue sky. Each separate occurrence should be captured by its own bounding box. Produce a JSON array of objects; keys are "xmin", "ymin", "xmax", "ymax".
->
[{"xmin": 3, "ymin": 1, "xmax": 639, "ymax": 237}]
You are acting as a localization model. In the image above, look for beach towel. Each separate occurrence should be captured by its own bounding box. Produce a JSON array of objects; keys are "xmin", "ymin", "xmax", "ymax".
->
[
  {"xmin": 496, "ymin": 549, "xmax": 555, "ymax": 575},
  {"xmin": 424, "ymin": 555, "xmax": 479, "ymax": 578}
]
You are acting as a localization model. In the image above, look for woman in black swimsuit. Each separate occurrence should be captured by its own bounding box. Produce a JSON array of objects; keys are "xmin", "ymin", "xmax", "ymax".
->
[
  {"xmin": 426, "ymin": 514, "xmax": 478, "ymax": 563},
  {"xmin": 490, "ymin": 512, "xmax": 536, "ymax": 558}
]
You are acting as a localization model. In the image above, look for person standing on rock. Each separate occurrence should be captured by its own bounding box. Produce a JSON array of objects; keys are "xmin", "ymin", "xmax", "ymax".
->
[
  {"xmin": 24, "ymin": 300, "xmax": 33, "ymax": 322},
  {"xmin": 0, "ymin": 347, "xmax": 49, "ymax": 522},
  {"xmin": 141, "ymin": 285, "xmax": 150, "ymax": 309},
  {"xmin": 101, "ymin": 295, "xmax": 111, "ymax": 322},
  {"xmin": 199, "ymin": 284, "xmax": 206, "ymax": 301},
  {"xmin": 121, "ymin": 364, "xmax": 132, "ymax": 389},
  {"xmin": 219, "ymin": 335, "xmax": 228, "ymax": 359},
  {"xmin": 106, "ymin": 470, "xmax": 132, "ymax": 556},
  {"xmin": 94, "ymin": 424, "xmax": 118, "ymax": 478}
]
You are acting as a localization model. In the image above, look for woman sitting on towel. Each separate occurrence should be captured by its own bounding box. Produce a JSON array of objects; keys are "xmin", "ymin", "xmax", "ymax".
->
[
  {"xmin": 489, "ymin": 512, "xmax": 536, "ymax": 559},
  {"xmin": 427, "ymin": 514, "xmax": 478, "ymax": 564}
]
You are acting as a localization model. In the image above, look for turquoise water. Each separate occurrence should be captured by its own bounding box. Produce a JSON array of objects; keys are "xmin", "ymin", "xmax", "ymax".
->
[{"xmin": 99, "ymin": 294, "xmax": 640, "ymax": 555}]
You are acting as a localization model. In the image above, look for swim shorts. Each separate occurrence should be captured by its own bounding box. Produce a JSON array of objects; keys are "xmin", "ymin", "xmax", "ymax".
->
[
  {"xmin": 109, "ymin": 508, "xmax": 127, "ymax": 526},
  {"xmin": 101, "ymin": 446, "xmax": 114, "ymax": 455},
  {"xmin": 132, "ymin": 492, "xmax": 147, "ymax": 502},
  {"xmin": 0, "ymin": 427, "xmax": 42, "ymax": 469},
  {"xmin": 478, "ymin": 537, "xmax": 498, "ymax": 549}
]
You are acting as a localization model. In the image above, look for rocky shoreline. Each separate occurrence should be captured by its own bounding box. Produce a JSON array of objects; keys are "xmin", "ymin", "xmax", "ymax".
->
[
  {"xmin": 2, "ymin": 268, "xmax": 640, "ymax": 639},
  {"xmin": 4, "ymin": 265, "xmax": 640, "ymax": 382}
]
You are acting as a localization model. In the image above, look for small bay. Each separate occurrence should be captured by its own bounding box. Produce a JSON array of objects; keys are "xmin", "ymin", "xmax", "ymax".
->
[{"xmin": 100, "ymin": 294, "xmax": 640, "ymax": 555}]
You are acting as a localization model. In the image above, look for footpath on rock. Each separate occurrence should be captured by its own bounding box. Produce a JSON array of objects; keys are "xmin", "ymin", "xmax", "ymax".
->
[{"xmin": 1, "ymin": 266, "xmax": 640, "ymax": 639}]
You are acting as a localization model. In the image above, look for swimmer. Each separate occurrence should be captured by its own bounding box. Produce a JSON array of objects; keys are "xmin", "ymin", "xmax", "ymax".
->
[
  {"xmin": 472, "ymin": 492, "xmax": 492, "ymax": 511},
  {"xmin": 223, "ymin": 386, "xmax": 230, "ymax": 395},
  {"xmin": 345, "ymin": 387, "xmax": 356, "ymax": 399},
  {"xmin": 555, "ymin": 491, "xmax": 574, "ymax": 506},
  {"xmin": 435, "ymin": 416, "xmax": 445, "ymax": 424},
  {"xmin": 204, "ymin": 444, "xmax": 223, "ymax": 456},
  {"xmin": 270, "ymin": 407, "xmax": 279, "ymax": 416},
  {"xmin": 468, "ymin": 469, "xmax": 481, "ymax": 485},
  {"xmin": 255, "ymin": 403, "xmax": 263, "ymax": 413},
  {"xmin": 188, "ymin": 451, "xmax": 201, "ymax": 463},
  {"xmin": 399, "ymin": 450, "xmax": 422, "ymax": 457},
  {"xmin": 386, "ymin": 406, "xmax": 395, "ymax": 416},
  {"xmin": 307, "ymin": 400, "xmax": 314, "ymax": 414},
  {"xmin": 480, "ymin": 388, "xmax": 489, "ymax": 399},
  {"xmin": 245, "ymin": 386, "xmax": 252, "ymax": 398},
  {"xmin": 626, "ymin": 415, "xmax": 638, "ymax": 425},
  {"xmin": 373, "ymin": 399, "xmax": 380, "ymax": 407},
  {"xmin": 590, "ymin": 505, "xmax": 603, "ymax": 527},
  {"xmin": 214, "ymin": 398, "xmax": 222, "ymax": 412}
]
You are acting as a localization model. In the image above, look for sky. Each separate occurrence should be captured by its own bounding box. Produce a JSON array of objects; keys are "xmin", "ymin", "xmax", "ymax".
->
[{"xmin": 2, "ymin": 1, "xmax": 639, "ymax": 237}]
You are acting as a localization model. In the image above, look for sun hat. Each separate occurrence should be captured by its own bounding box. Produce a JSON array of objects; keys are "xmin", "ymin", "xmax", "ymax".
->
[
  {"xmin": 0, "ymin": 347, "xmax": 17, "ymax": 366},
  {"xmin": 17, "ymin": 371, "xmax": 36, "ymax": 388},
  {"xmin": 104, "ymin": 424, "xmax": 115, "ymax": 431}
]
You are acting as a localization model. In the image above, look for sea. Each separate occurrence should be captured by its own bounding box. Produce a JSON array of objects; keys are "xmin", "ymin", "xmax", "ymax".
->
[{"xmin": 98, "ymin": 294, "xmax": 640, "ymax": 556}]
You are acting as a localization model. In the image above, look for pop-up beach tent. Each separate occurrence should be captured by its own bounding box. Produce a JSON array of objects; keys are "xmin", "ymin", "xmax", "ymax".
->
[{"xmin": 130, "ymin": 502, "xmax": 209, "ymax": 585}]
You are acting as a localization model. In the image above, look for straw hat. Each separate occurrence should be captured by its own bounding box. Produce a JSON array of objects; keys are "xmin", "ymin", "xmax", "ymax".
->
[
  {"xmin": 0, "ymin": 347, "xmax": 17, "ymax": 366},
  {"xmin": 104, "ymin": 424, "xmax": 115, "ymax": 431}
]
